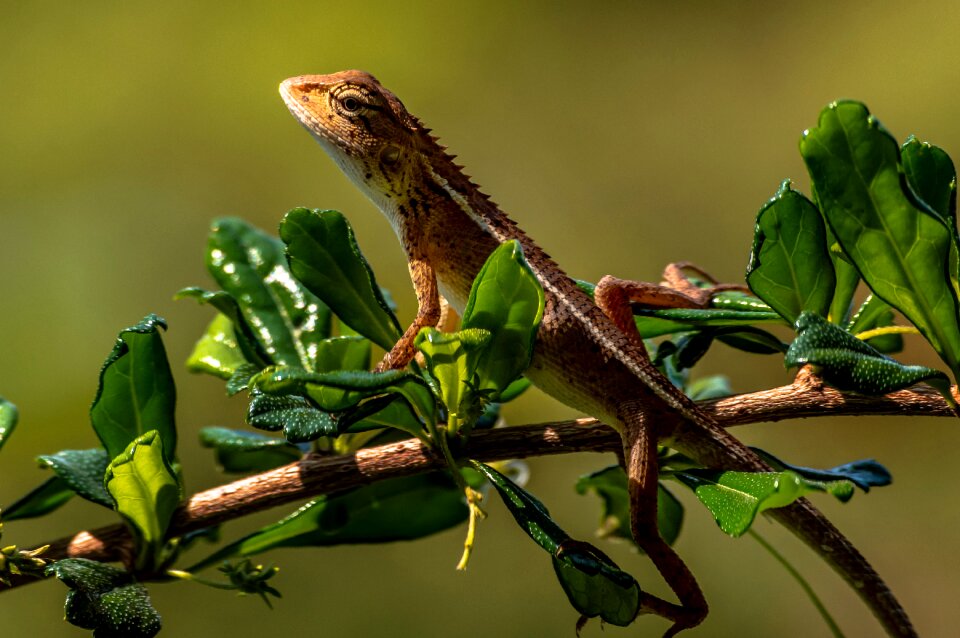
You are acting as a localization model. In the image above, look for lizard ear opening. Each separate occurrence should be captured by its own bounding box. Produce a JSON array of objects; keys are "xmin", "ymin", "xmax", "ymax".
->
[{"xmin": 380, "ymin": 145, "xmax": 402, "ymax": 165}]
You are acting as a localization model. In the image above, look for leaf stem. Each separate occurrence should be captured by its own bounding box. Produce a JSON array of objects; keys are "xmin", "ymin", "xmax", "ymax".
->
[{"xmin": 748, "ymin": 529, "xmax": 844, "ymax": 638}]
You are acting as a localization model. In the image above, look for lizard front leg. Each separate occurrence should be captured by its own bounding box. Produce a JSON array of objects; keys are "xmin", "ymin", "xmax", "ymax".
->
[{"xmin": 375, "ymin": 252, "xmax": 441, "ymax": 372}]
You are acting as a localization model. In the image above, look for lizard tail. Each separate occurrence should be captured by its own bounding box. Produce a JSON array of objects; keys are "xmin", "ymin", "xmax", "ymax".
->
[{"xmin": 768, "ymin": 499, "xmax": 917, "ymax": 637}]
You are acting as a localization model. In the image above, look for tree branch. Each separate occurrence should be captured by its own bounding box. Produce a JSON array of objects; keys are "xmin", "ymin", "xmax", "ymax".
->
[{"xmin": 3, "ymin": 375, "xmax": 953, "ymax": 591}]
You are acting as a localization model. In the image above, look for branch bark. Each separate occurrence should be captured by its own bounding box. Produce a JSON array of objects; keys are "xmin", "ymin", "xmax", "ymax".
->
[{"xmin": 3, "ymin": 375, "xmax": 953, "ymax": 591}]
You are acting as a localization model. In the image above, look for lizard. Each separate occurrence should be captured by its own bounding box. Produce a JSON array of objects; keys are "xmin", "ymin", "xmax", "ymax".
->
[{"xmin": 279, "ymin": 70, "xmax": 916, "ymax": 637}]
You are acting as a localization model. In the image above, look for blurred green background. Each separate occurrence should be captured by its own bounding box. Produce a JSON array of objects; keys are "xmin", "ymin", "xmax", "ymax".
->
[{"xmin": 2, "ymin": 1, "xmax": 959, "ymax": 636}]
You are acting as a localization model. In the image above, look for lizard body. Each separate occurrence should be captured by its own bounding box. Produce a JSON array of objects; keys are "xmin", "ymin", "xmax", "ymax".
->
[{"xmin": 279, "ymin": 70, "xmax": 914, "ymax": 637}]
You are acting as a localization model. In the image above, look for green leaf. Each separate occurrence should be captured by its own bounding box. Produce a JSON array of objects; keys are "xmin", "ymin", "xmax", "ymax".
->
[
  {"xmin": 901, "ymin": 136, "xmax": 957, "ymax": 227},
  {"xmin": 415, "ymin": 327, "xmax": 491, "ymax": 427},
  {"xmin": 199, "ymin": 427, "xmax": 303, "ymax": 473},
  {"xmin": 90, "ymin": 315, "xmax": 177, "ymax": 466},
  {"xmin": 176, "ymin": 288, "xmax": 270, "ymax": 368},
  {"xmin": 280, "ymin": 208, "xmax": 401, "ymax": 351},
  {"xmin": 2, "ymin": 476, "xmax": 75, "ymax": 521},
  {"xmin": 752, "ymin": 448, "xmax": 892, "ymax": 493},
  {"xmin": 0, "ymin": 395, "xmax": 17, "ymax": 452},
  {"xmin": 184, "ymin": 313, "xmax": 249, "ymax": 380},
  {"xmin": 304, "ymin": 335, "xmax": 373, "ymax": 414},
  {"xmin": 846, "ymin": 294, "xmax": 903, "ymax": 353},
  {"xmin": 497, "ymin": 377, "xmax": 532, "ymax": 403},
  {"xmin": 800, "ymin": 100, "xmax": 960, "ymax": 377},
  {"xmin": 104, "ymin": 431, "xmax": 180, "ymax": 571},
  {"xmin": 252, "ymin": 366, "xmax": 411, "ymax": 411},
  {"xmin": 460, "ymin": 240, "xmax": 545, "ymax": 397},
  {"xmin": 786, "ymin": 312, "xmax": 949, "ymax": 395},
  {"xmin": 713, "ymin": 326, "xmax": 788, "ymax": 354},
  {"xmin": 37, "ymin": 449, "xmax": 111, "ymax": 507},
  {"xmin": 575, "ymin": 466, "xmax": 683, "ymax": 546},
  {"xmin": 747, "ymin": 180, "xmax": 836, "ymax": 322},
  {"xmin": 474, "ymin": 461, "xmax": 640, "ymax": 627},
  {"xmin": 245, "ymin": 393, "xmax": 336, "ymax": 443},
  {"xmin": 206, "ymin": 217, "xmax": 331, "ymax": 368},
  {"xmin": 188, "ymin": 473, "xmax": 472, "ymax": 572},
  {"xmin": 551, "ymin": 549, "xmax": 640, "ymax": 628},
  {"xmin": 46, "ymin": 558, "xmax": 161, "ymax": 638},
  {"xmin": 672, "ymin": 468, "xmax": 855, "ymax": 537},
  {"xmin": 686, "ymin": 375, "xmax": 733, "ymax": 401}
]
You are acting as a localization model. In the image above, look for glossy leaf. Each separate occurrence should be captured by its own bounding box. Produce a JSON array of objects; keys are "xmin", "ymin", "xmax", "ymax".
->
[
  {"xmin": 176, "ymin": 288, "xmax": 270, "ymax": 368},
  {"xmin": 199, "ymin": 427, "xmax": 303, "ymax": 473},
  {"xmin": 2, "ymin": 476, "xmax": 75, "ymax": 521},
  {"xmin": 206, "ymin": 217, "xmax": 331, "ymax": 368},
  {"xmin": 747, "ymin": 180, "xmax": 835, "ymax": 322},
  {"xmin": 104, "ymin": 431, "xmax": 180, "ymax": 571},
  {"xmin": 713, "ymin": 326, "xmax": 787, "ymax": 355},
  {"xmin": 0, "ymin": 395, "xmax": 17, "ymax": 452},
  {"xmin": 673, "ymin": 468, "xmax": 855, "ymax": 537},
  {"xmin": 46, "ymin": 558, "xmax": 161, "ymax": 638},
  {"xmin": 280, "ymin": 208, "xmax": 401, "ymax": 351},
  {"xmin": 189, "ymin": 473, "xmax": 472, "ymax": 572},
  {"xmin": 474, "ymin": 462, "xmax": 641, "ymax": 627},
  {"xmin": 752, "ymin": 448, "xmax": 892, "ymax": 493},
  {"xmin": 786, "ymin": 312, "xmax": 949, "ymax": 395},
  {"xmin": 686, "ymin": 375, "xmax": 733, "ymax": 401},
  {"xmin": 800, "ymin": 100, "xmax": 960, "ymax": 376},
  {"xmin": 460, "ymin": 240, "xmax": 545, "ymax": 397},
  {"xmin": 245, "ymin": 393, "xmax": 336, "ymax": 443},
  {"xmin": 184, "ymin": 313, "xmax": 248, "ymax": 380},
  {"xmin": 90, "ymin": 315, "xmax": 177, "ymax": 465},
  {"xmin": 37, "ymin": 449, "xmax": 111, "ymax": 507},
  {"xmin": 575, "ymin": 465, "xmax": 683, "ymax": 546}
]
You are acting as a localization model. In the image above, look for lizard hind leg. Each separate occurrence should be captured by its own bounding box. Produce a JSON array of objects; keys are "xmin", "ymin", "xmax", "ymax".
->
[{"xmin": 621, "ymin": 409, "xmax": 708, "ymax": 636}]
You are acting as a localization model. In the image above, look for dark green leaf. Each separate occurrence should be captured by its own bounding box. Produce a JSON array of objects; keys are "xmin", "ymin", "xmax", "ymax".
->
[
  {"xmin": 90, "ymin": 315, "xmax": 177, "ymax": 465},
  {"xmin": 497, "ymin": 377, "xmax": 532, "ymax": 403},
  {"xmin": 752, "ymin": 448, "xmax": 892, "ymax": 492},
  {"xmin": 245, "ymin": 393, "xmax": 336, "ymax": 443},
  {"xmin": 551, "ymin": 549, "xmax": 640, "ymax": 627},
  {"xmin": 672, "ymin": 468, "xmax": 854, "ymax": 537},
  {"xmin": 2, "ymin": 476, "xmax": 75, "ymax": 521},
  {"xmin": 104, "ymin": 431, "xmax": 180, "ymax": 571},
  {"xmin": 189, "ymin": 473, "xmax": 471, "ymax": 572},
  {"xmin": 184, "ymin": 314, "xmax": 249, "ymax": 380},
  {"xmin": 901, "ymin": 136, "xmax": 957, "ymax": 227},
  {"xmin": 575, "ymin": 466, "xmax": 683, "ymax": 546},
  {"xmin": 0, "ymin": 395, "xmax": 17, "ymax": 452},
  {"xmin": 199, "ymin": 427, "xmax": 303, "ymax": 473},
  {"xmin": 460, "ymin": 240, "xmax": 545, "ymax": 397},
  {"xmin": 46, "ymin": 559, "xmax": 161, "ymax": 638},
  {"xmin": 226, "ymin": 362, "xmax": 260, "ymax": 396},
  {"xmin": 786, "ymin": 312, "xmax": 949, "ymax": 395},
  {"xmin": 747, "ymin": 180, "xmax": 836, "ymax": 322},
  {"xmin": 801, "ymin": 100, "xmax": 960, "ymax": 376},
  {"xmin": 206, "ymin": 217, "xmax": 331, "ymax": 368},
  {"xmin": 304, "ymin": 336, "xmax": 373, "ymax": 413},
  {"xmin": 714, "ymin": 326, "xmax": 788, "ymax": 354},
  {"xmin": 37, "ymin": 449, "xmax": 111, "ymax": 507},
  {"xmin": 280, "ymin": 208, "xmax": 401, "ymax": 350},
  {"xmin": 473, "ymin": 462, "xmax": 640, "ymax": 627}
]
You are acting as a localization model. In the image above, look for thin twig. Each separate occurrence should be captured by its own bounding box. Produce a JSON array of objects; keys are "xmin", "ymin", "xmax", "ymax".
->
[{"xmin": 1, "ymin": 377, "xmax": 953, "ymax": 591}]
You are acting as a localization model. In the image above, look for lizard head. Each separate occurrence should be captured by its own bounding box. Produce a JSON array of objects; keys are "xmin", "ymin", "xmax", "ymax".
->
[{"xmin": 280, "ymin": 71, "xmax": 423, "ymax": 216}]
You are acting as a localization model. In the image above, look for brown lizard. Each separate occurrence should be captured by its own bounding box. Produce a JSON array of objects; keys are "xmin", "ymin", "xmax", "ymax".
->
[{"xmin": 279, "ymin": 70, "xmax": 915, "ymax": 637}]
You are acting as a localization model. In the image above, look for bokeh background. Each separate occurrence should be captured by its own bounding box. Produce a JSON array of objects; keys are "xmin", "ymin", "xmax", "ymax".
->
[{"xmin": 2, "ymin": 2, "xmax": 959, "ymax": 636}]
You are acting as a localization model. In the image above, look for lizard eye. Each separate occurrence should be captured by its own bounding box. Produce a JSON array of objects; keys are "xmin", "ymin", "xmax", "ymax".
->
[{"xmin": 335, "ymin": 89, "xmax": 366, "ymax": 116}]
